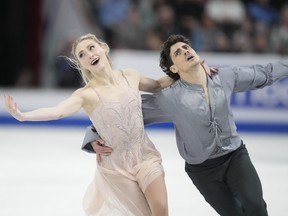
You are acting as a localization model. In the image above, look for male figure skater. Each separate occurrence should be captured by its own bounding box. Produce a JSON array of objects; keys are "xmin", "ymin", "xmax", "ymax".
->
[{"xmin": 82, "ymin": 34, "xmax": 288, "ymax": 215}]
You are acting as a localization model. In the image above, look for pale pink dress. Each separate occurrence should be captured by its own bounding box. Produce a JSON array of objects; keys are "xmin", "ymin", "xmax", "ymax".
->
[{"xmin": 83, "ymin": 73, "xmax": 164, "ymax": 216}]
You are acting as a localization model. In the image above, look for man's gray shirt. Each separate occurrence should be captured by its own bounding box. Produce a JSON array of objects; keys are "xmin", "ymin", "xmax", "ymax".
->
[{"xmin": 82, "ymin": 60, "xmax": 288, "ymax": 164}]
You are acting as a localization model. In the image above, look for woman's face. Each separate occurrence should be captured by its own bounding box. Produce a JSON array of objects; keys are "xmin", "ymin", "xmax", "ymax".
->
[{"xmin": 75, "ymin": 39, "xmax": 107, "ymax": 72}]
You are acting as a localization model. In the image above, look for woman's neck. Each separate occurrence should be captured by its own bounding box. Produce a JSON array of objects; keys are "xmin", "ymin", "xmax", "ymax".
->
[{"xmin": 92, "ymin": 69, "xmax": 120, "ymax": 86}]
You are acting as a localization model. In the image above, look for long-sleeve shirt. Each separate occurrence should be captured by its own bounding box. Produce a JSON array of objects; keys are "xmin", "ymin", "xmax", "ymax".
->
[{"xmin": 82, "ymin": 60, "xmax": 288, "ymax": 164}]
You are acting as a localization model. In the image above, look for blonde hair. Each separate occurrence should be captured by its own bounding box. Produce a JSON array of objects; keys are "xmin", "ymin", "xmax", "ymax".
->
[{"xmin": 67, "ymin": 33, "xmax": 112, "ymax": 84}]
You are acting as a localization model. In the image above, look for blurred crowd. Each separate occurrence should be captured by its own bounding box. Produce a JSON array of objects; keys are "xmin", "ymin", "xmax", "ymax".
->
[
  {"xmin": 2, "ymin": 0, "xmax": 288, "ymax": 87},
  {"xmin": 83, "ymin": 0, "xmax": 288, "ymax": 54},
  {"xmin": 52, "ymin": 0, "xmax": 288, "ymax": 88}
]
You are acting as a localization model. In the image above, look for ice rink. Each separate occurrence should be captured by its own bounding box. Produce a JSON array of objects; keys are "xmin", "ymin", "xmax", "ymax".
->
[{"xmin": 0, "ymin": 126, "xmax": 288, "ymax": 216}]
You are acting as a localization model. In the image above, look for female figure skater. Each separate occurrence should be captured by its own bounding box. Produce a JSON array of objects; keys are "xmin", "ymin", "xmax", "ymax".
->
[{"xmin": 4, "ymin": 33, "xmax": 173, "ymax": 216}]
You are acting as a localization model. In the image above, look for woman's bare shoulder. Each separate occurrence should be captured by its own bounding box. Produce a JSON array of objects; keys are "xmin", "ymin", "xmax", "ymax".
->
[
  {"xmin": 74, "ymin": 83, "xmax": 99, "ymax": 114},
  {"xmin": 72, "ymin": 83, "xmax": 98, "ymax": 100},
  {"xmin": 122, "ymin": 68, "xmax": 140, "ymax": 77}
]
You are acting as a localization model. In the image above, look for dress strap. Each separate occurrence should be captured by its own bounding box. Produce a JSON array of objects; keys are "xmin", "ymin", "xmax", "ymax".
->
[
  {"xmin": 91, "ymin": 87, "xmax": 102, "ymax": 100},
  {"xmin": 120, "ymin": 70, "xmax": 131, "ymax": 87}
]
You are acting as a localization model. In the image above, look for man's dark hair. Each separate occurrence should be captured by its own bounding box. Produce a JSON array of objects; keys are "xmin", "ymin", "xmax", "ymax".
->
[{"xmin": 159, "ymin": 34, "xmax": 191, "ymax": 80}]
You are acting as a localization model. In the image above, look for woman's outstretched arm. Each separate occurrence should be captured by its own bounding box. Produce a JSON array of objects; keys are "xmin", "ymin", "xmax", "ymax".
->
[
  {"xmin": 138, "ymin": 60, "xmax": 218, "ymax": 93},
  {"xmin": 4, "ymin": 90, "xmax": 84, "ymax": 122},
  {"xmin": 139, "ymin": 75, "xmax": 174, "ymax": 93}
]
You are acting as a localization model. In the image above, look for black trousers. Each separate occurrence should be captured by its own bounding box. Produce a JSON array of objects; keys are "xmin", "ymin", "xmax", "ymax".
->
[{"xmin": 185, "ymin": 143, "xmax": 268, "ymax": 216}]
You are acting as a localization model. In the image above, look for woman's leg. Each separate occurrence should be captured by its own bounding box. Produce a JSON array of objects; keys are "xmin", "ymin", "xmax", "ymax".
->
[{"xmin": 144, "ymin": 174, "xmax": 168, "ymax": 216}]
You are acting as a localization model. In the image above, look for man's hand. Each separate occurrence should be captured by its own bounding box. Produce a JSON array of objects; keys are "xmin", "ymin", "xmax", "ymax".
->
[{"xmin": 91, "ymin": 139, "xmax": 113, "ymax": 163}]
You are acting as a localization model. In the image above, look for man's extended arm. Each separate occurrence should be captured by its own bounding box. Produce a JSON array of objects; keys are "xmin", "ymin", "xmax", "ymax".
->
[{"xmin": 220, "ymin": 60, "xmax": 288, "ymax": 93}]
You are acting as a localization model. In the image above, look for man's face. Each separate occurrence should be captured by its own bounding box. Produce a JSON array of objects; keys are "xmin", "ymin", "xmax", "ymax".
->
[{"xmin": 169, "ymin": 42, "xmax": 200, "ymax": 74}]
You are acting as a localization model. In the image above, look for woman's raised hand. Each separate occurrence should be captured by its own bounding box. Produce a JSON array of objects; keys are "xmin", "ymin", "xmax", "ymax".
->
[{"xmin": 4, "ymin": 95, "xmax": 24, "ymax": 121}]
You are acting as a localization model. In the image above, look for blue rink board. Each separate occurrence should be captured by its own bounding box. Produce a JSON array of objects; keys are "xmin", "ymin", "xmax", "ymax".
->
[
  {"xmin": 1, "ymin": 115, "xmax": 288, "ymax": 133},
  {"xmin": 1, "ymin": 78, "xmax": 288, "ymax": 133}
]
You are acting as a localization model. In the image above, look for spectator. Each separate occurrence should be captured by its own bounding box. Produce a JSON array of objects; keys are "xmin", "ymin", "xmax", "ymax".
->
[
  {"xmin": 270, "ymin": 4, "xmax": 288, "ymax": 55},
  {"xmin": 205, "ymin": 0, "xmax": 246, "ymax": 37},
  {"xmin": 113, "ymin": 5, "xmax": 147, "ymax": 49},
  {"xmin": 247, "ymin": 0, "xmax": 279, "ymax": 26},
  {"xmin": 153, "ymin": 3, "xmax": 179, "ymax": 40},
  {"xmin": 54, "ymin": 39, "xmax": 83, "ymax": 88},
  {"xmin": 231, "ymin": 17, "xmax": 254, "ymax": 52},
  {"xmin": 92, "ymin": 0, "xmax": 133, "ymax": 48}
]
